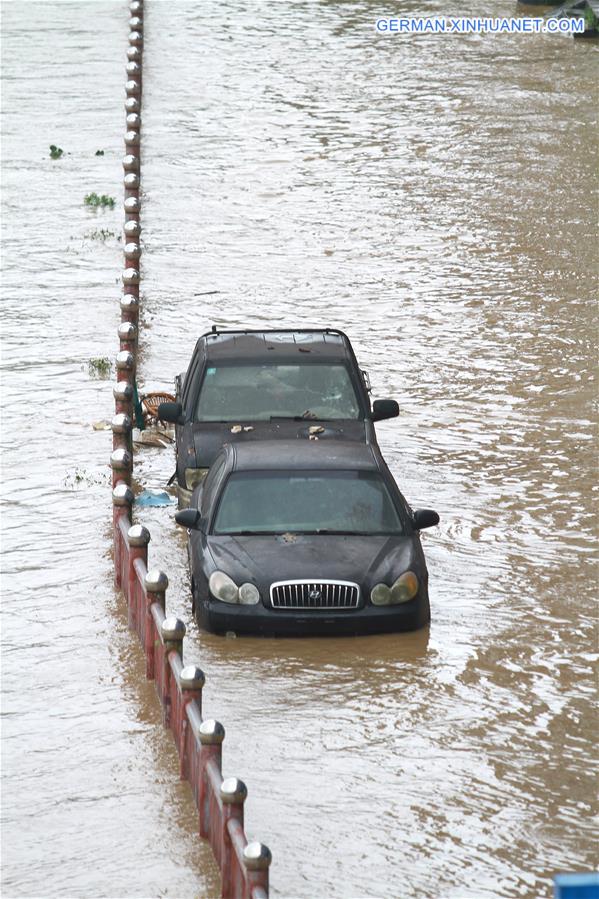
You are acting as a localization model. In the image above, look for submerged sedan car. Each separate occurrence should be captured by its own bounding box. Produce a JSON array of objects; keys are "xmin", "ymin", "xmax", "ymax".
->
[
  {"xmin": 158, "ymin": 328, "xmax": 399, "ymax": 505},
  {"xmin": 175, "ymin": 440, "xmax": 439, "ymax": 636}
]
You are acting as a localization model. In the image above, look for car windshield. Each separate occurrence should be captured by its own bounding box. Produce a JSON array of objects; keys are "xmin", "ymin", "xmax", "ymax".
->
[
  {"xmin": 212, "ymin": 470, "xmax": 404, "ymax": 536},
  {"xmin": 195, "ymin": 362, "xmax": 361, "ymax": 421}
]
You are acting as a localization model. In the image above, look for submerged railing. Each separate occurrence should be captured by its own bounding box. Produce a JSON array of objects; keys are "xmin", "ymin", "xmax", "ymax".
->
[
  {"xmin": 107, "ymin": 3, "xmax": 272, "ymax": 896},
  {"xmin": 110, "ymin": 482, "xmax": 272, "ymax": 899}
]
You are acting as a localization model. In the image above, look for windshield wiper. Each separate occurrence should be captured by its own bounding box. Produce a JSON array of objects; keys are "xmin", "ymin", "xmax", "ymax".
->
[
  {"xmin": 223, "ymin": 530, "xmax": 275, "ymax": 536},
  {"xmin": 269, "ymin": 415, "xmax": 332, "ymax": 422},
  {"xmin": 313, "ymin": 529, "xmax": 371, "ymax": 535}
]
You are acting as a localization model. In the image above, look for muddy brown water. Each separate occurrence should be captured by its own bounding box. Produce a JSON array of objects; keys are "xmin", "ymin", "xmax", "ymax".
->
[{"xmin": 1, "ymin": 2, "xmax": 597, "ymax": 898}]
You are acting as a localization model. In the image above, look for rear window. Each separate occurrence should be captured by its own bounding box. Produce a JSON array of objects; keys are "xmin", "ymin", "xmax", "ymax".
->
[{"xmin": 195, "ymin": 363, "xmax": 361, "ymax": 422}]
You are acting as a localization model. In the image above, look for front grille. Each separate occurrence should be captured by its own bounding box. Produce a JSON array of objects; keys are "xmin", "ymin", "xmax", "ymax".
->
[{"xmin": 270, "ymin": 580, "xmax": 360, "ymax": 610}]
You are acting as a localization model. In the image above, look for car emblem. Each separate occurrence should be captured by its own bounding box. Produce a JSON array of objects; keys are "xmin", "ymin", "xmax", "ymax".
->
[{"xmin": 309, "ymin": 589, "xmax": 321, "ymax": 601}]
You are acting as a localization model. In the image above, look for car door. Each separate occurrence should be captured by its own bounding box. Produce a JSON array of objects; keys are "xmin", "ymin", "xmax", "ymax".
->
[{"xmin": 190, "ymin": 453, "xmax": 228, "ymax": 600}]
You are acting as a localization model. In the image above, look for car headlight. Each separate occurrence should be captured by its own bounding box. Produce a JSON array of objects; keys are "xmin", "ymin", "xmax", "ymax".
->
[
  {"xmin": 239, "ymin": 583, "xmax": 260, "ymax": 605},
  {"xmin": 391, "ymin": 571, "xmax": 419, "ymax": 603},
  {"xmin": 208, "ymin": 571, "xmax": 260, "ymax": 605},
  {"xmin": 185, "ymin": 467, "xmax": 209, "ymax": 491},
  {"xmin": 370, "ymin": 571, "xmax": 419, "ymax": 606}
]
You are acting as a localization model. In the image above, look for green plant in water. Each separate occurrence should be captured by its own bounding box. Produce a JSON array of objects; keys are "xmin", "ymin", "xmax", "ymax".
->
[
  {"xmin": 88, "ymin": 356, "xmax": 112, "ymax": 378},
  {"xmin": 95, "ymin": 149, "xmax": 105, "ymax": 156},
  {"xmin": 85, "ymin": 228, "xmax": 116, "ymax": 241},
  {"xmin": 49, "ymin": 144, "xmax": 64, "ymax": 159},
  {"xmin": 84, "ymin": 192, "xmax": 116, "ymax": 208},
  {"xmin": 584, "ymin": 7, "xmax": 598, "ymax": 31}
]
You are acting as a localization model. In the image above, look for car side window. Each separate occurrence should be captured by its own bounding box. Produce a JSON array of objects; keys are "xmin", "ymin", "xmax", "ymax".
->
[
  {"xmin": 200, "ymin": 456, "xmax": 226, "ymax": 518},
  {"xmin": 182, "ymin": 355, "xmax": 201, "ymax": 410}
]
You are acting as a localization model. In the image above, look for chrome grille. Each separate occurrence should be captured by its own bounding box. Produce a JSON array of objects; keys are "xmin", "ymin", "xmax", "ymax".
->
[{"xmin": 270, "ymin": 580, "xmax": 360, "ymax": 610}]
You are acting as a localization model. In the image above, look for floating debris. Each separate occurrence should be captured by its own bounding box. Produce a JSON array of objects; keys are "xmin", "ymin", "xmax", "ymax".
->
[
  {"xmin": 92, "ymin": 420, "xmax": 111, "ymax": 431},
  {"xmin": 63, "ymin": 467, "xmax": 108, "ymax": 489},
  {"xmin": 85, "ymin": 228, "xmax": 115, "ymax": 241},
  {"xmin": 308, "ymin": 425, "xmax": 325, "ymax": 435},
  {"xmin": 49, "ymin": 144, "xmax": 63, "ymax": 159},
  {"xmin": 135, "ymin": 489, "xmax": 175, "ymax": 507},
  {"xmin": 133, "ymin": 428, "xmax": 174, "ymax": 448}
]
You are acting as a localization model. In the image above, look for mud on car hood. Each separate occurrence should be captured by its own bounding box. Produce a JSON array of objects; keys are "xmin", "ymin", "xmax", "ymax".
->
[
  {"xmin": 192, "ymin": 419, "xmax": 368, "ymax": 468},
  {"xmin": 206, "ymin": 533, "xmax": 420, "ymax": 602}
]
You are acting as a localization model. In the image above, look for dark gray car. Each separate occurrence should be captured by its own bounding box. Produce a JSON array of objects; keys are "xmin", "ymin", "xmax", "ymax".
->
[
  {"xmin": 159, "ymin": 328, "xmax": 399, "ymax": 505},
  {"xmin": 176, "ymin": 439, "xmax": 439, "ymax": 637}
]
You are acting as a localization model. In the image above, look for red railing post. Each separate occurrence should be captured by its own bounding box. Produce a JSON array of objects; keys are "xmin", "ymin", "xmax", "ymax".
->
[
  {"xmin": 116, "ymin": 348, "xmax": 136, "ymax": 387},
  {"xmin": 110, "ymin": 447, "xmax": 132, "ymax": 489},
  {"xmin": 220, "ymin": 777, "xmax": 248, "ymax": 898},
  {"xmin": 144, "ymin": 569, "xmax": 167, "ymax": 680},
  {"xmin": 125, "ymin": 133, "xmax": 141, "ymax": 168},
  {"xmin": 121, "ymin": 267, "xmax": 140, "ymax": 304},
  {"xmin": 123, "ymin": 220, "xmax": 141, "ymax": 304},
  {"xmin": 244, "ymin": 842, "xmax": 272, "ymax": 898},
  {"xmin": 178, "ymin": 666, "xmax": 205, "ymax": 780},
  {"xmin": 120, "ymin": 292, "xmax": 140, "ymax": 325},
  {"xmin": 198, "ymin": 720, "xmax": 225, "ymax": 839},
  {"xmin": 160, "ymin": 617, "xmax": 185, "ymax": 728},
  {"xmin": 126, "ymin": 524, "xmax": 150, "ymax": 627},
  {"xmin": 123, "ymin": 79, "xmax": 141, "ymax": 113},
  {"xmin": 118, "ymin": 321, "xmax": 137, "ymax": 356},
  {"xmin": 114, "ymin": 380, "xmax": 133, "ymax": 420},
  {"xmin": 112, "ymin": 483, "xmax": 133, "ymax": 589},
  {"xmin": 123, "ymin": 171, "xmax": 140, "ymax": 205},
  {"xmin": 111, "ymin": 411, "xmax": 132, "ymax": 456}
]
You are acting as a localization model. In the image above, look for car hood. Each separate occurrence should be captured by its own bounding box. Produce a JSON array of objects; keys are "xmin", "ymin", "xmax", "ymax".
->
[
  {"xmin": 192, "ymin": 419, "xmax": 368, "ymax": 468},
  {"xmin": 206, "ymin": 533, "xmax": 418, "ymax": 591}
]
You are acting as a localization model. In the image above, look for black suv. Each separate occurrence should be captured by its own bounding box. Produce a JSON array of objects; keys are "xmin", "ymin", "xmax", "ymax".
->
[{"xmin": 159, "ymin": 328, "xmax": 399, "ymax": 505}]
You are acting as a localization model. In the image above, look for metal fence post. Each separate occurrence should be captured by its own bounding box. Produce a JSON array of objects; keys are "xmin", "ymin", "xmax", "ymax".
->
[
  {"xmin": 111, "ymin": 412, "xmax": 132, "ymax": 454},
  {"xmin": 120, "ymin": 293, "xmax": 139, "ymax": 326},
  {"xmin": 220, "ymin": 777, "xmax": 248, "ymax": 897},
  {"xmin": 198, "ymin": 719, "xmax": 225, "ymax": 838},
  {"xmin": 114, "ymin": 380, "xmax": 134, "ymax": 419},
  {"xmin": 112, "ymin": 483, "xmax": 134, "ymax": 588},
  {"xmin": 160, "ymin": 616, "xmax": 185, "ymax": 727},
  {"xmin": 110, "ymin": 447, "xmax": 132, "ymax": 489},
  {"xmin": 144, "ymin": 568, "xmax": 167, "ymax": 679},
  {"xmin": 118, "ymin": 321, "xmax": 137, "ymax": 356},
  {"xmin": 179, "ymin": 665, "xmax": 205, "ymax": 780},
  {"xmin": 126, "ymin": 524, "xmax": 150, "ymax": 624},
  {"xmin": 116, "ymin": 349, "xmax": 136, "ymax": 387},
  {"xmin": 244, "ymin": 842, "xmax": 272, "ymax": 898}
]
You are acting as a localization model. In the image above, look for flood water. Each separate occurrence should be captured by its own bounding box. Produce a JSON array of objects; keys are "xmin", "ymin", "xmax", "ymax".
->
[{"xmin": 1, "ymin": 2, "xmax": 597, "ymax": 898}]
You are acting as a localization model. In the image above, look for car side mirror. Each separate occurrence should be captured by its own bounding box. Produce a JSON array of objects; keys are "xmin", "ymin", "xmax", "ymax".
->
[
  {"xmin": 412, "ymin": 509, "xmax": 440, "ymax": 530},
  {"xmin": 158, "ymin": 401, "xmax": 185, "ymax": 425},
  {"xmin": 175, "ymin": 508, "xmax": 202, "ymax": 530},
  {"xmin": 371, "ymin": 399, "xmax": 399, "ymax": 422}
]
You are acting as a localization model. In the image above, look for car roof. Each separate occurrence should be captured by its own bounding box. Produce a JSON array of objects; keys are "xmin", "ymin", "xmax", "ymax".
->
[
  {"xmin": 198, "ymin": 329, "xmax": 354, "ymax": 362},
  {"xmin": 226, "ymin": 439, "xmax": 380, "ymax": 472}
]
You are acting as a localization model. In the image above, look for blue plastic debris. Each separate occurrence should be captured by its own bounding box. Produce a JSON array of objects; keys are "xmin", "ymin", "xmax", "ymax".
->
[
  {"xmin": 554, "ymin": 873, "xmax": 599, "ymax": 899},
  {"xmin": 135, "ymin": 489, "xmax": 175, "ymax": 507}
]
